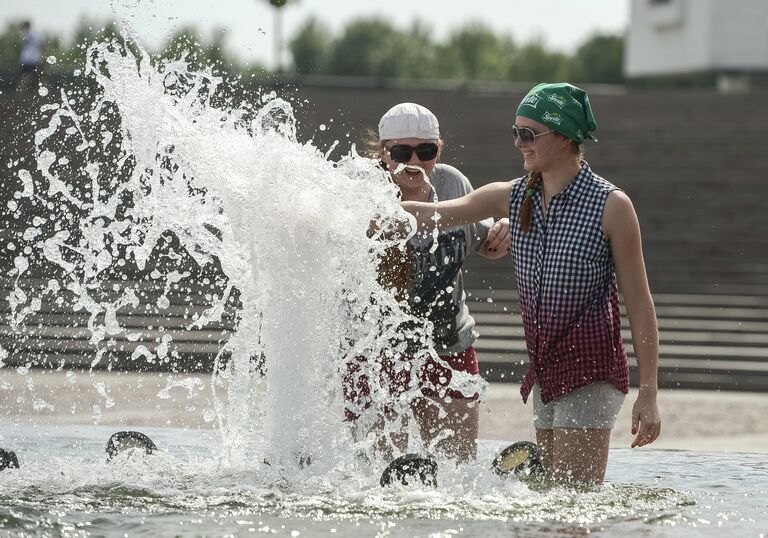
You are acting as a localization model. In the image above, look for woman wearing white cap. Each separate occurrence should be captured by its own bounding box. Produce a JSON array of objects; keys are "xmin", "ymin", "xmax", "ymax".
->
[{"xmin": 344, "ymin": 103, "xmax": 511, "ymax": 463}]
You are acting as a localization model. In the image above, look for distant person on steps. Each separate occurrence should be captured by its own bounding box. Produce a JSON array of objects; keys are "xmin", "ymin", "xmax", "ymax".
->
[{"xmin": 17, "ymin": 20, "xmax": 44, "ymax": 93}]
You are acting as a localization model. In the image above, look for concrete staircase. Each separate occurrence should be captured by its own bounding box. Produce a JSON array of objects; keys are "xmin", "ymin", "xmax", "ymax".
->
[{"xmin": 465, "ymin": 282, "xmax": 768, "ymax": 391}]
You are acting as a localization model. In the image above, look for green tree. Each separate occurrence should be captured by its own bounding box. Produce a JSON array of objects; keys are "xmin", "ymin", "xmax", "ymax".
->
[
  {"xmin": 159, "ymin": 26, "xmax": 235, "ymax": 72},
  {"xmin": 201, "ymin": 28, "xmax": 232, "ymax": 71},
  {"xmin": 388, "ymin": 21, "xmax": 439, "ymax": 79},
  {"xmin": 289, "ymin": 17, "xmax": 331, "ymax": 74},
  {"xmin": 0, "ymin": 19, "xmax": 106, "ymax": 77},
  {"xmin": 42, "ymin": 20, "xmax": 111, "ymax": 75},
  {"xmin": 508, "ymin": 40, "xmax": 570, "ymax": 83},
  {"xmin": 570, "ymin": 33, "xmax": 624, "ymax": 83},
  {"xmin": 437, "ymin": 23, "xmax": 513, "ymax": 81},
  {"xmin": 326, "ymin": 19, "xmax": 404, "ymax": 77},
  {"xmin": 0, "ymin": 21, "xmax": 22, "ymax": 74},
  {"xmin": 324, "ymin": 18, "xmax": 436, "ymax": 79}
]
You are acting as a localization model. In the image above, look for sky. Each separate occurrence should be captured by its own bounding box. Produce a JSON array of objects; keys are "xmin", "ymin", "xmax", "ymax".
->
[{"xmin": 2, "ymin": 0, "xmax": 630, "ymax": 69}]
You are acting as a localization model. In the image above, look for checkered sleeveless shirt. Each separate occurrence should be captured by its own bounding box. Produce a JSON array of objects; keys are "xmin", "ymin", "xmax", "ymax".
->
[{"xmin": 510, "ymin": 162, "xmax": 629, "ymax": 404}]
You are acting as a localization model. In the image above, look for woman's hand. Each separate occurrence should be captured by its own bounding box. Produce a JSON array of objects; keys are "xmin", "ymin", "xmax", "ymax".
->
[
  {"xmin": 630, "ymin": 391, "xmax": 661, "ymax": 448},
  {"xmin": 367, "ymin": 216, "xmax": 411, "ymax": 241},
  {"xmin": 479, "ymin": 218, "xmax": 511, "ymax": 259}
]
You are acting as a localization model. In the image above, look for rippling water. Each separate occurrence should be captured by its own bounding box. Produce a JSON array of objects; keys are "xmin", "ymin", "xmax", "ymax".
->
[{"xmin": 1, "ymin": 425, "xmax": 766, "ymax": 537}]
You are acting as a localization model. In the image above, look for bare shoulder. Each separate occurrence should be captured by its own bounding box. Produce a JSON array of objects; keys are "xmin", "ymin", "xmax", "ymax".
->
[
  {"xmin": 605, "ymin": 189, "xmax": 634, "ymax": 211},
  {"xmin": 604, "ymin": 190, "xmax": 638, "ymax": 220},
  {"xmin": 603, "ymin": 190, "xmax": 640, "ymax": 239}
]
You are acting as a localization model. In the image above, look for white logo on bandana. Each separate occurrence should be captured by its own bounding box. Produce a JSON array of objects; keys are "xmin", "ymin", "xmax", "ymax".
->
[
  {"xmin": 520, "ymin": 95, "xmax": 540, "ymax": 108},
  {"xmin": 542, "ymin": 111, "xmax": 563, "ymax": 125},
  {"xmin": 547, "ymin": 94, "xmax": 566, "ymax": 109}
]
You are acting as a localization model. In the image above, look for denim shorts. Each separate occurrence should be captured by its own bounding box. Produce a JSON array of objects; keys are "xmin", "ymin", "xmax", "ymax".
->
[{"xmin": 532, "ymin": 382, "xmax": 626, "ymax": 430}]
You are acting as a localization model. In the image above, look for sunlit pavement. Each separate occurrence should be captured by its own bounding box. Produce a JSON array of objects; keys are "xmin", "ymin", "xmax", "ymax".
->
[
  {"xmin": 482, "ymin": 382, "xmax": 768, "ymax": 453},
  {"xmin": 1, "ymin": 369, "xmax": 767, "ymax": 454}
]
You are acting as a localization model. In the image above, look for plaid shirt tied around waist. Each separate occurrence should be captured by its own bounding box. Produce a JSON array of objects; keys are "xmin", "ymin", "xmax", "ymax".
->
[{"xmin": 511, "ymin": 162, "xmax": 629, "ymax": 404}]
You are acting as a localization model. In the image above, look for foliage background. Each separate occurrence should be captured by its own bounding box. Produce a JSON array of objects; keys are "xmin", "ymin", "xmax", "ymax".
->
[{"xmin": 0, "ymin": 17, "xmax": 625, "ymax": 85}]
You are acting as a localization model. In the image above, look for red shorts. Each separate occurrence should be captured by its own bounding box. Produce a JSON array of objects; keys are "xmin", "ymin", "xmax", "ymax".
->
[{"xmin": 343, "ymin": 347, "xmax": 479, "ymax": 421}]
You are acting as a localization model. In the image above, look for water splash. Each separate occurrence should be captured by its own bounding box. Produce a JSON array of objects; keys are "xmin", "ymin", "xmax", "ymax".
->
[{"xmin": 4, "ymin": 32, "xmax": 481, "ymax": 470}]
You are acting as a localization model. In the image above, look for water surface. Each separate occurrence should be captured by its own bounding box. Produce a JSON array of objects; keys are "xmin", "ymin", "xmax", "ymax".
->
[{"xmin": 1, "ymin": 425, "xmax": 766, "ymax": 537}]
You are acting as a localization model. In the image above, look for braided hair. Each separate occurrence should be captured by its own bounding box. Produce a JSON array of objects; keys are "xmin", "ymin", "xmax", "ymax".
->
[{"xmin": 518, "ymin": 171, "xmax": 542, "ymax": 234}]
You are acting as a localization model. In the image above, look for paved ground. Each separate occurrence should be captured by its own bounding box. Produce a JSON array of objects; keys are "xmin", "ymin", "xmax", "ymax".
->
[
  {"xmin": 482, "ymin": 381, "xmax": 768, "ymax": 453},
  {"xmin": 1, "ymin": 369, "xmax": 767, "ymax": 453}
]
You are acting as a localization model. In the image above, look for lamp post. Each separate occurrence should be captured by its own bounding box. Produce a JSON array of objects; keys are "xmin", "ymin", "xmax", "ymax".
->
[{"xmin": 264, "ymin": 0, "xmax": 291, "ymax": 73}]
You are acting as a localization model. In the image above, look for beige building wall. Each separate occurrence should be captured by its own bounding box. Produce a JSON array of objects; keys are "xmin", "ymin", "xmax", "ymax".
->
[{"xmin": 625, "ymin": 0, "xmax": 768, "ymax": 77}]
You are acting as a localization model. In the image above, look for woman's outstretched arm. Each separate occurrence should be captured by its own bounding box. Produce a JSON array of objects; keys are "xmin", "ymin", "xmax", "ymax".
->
[{"xmin": 402, "ymin": 180, "xmax": 514, "ymax": 232}]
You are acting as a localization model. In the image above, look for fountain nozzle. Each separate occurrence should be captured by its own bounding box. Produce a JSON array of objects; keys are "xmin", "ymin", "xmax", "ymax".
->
[
  {"xmin": 0, "ymin": 449, "xmax": 19, "ymax": 471},
  {"xmin": 106, "ymin": 431, "xmax": 158, "ymax": 462},
  {"xmin": 380, "ymin": 453, "xmax": 438, "ymax": 487}
]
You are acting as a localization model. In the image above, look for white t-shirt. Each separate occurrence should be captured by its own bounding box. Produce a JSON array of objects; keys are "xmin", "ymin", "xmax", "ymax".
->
[
  {"xmin": 408, "ymin": 163, "xmax": 493, "ymax": 355},
  {"xmin": 20, "ymin": 30, "xmax": 43, "ymax": 66}
]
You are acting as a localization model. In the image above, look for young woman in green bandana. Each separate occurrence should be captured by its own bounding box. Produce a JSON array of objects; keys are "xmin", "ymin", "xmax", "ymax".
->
[{"xmin": 401, "ymin": 83, "xmax": 661, "ymax": 484}]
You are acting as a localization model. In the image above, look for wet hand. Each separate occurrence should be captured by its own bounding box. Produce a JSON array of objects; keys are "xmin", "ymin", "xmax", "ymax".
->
[
  {"xmin": 368, "ymin": 216, "xmax": 410, "ymax": 240},
  {"xmin": 483, "ymin": 218, "xmax": 511, "ymax": 258},
  {"xmin": 630, "ymin": 393, "xmax": 661, "ymax": 448}
]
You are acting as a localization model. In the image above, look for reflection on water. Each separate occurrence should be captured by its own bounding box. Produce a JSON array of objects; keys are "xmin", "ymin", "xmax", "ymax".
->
[{"xmin": 1, "ymin": 425, "xmax": 766, "ymax": 537}]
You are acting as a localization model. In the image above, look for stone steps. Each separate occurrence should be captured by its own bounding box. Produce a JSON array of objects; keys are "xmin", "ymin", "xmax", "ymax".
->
[
  {"xmin": 462, "ymin": 287, "xmax": 768, "ymax": 391},
  {"xmin": 2, "ymin": 272, "xmax": 767, "ymax": 390}
]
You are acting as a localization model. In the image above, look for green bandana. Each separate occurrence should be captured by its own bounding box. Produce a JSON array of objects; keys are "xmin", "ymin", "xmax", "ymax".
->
[{"xmin": 516, "ymin": 82, "xmax": 598, "ymax": 143}]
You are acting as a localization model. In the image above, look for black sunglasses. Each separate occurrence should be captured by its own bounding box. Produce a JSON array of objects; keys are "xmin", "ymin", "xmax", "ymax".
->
[
  {"xmin": 386, "ymin": 142, "xmax": 439, "ymax": 163},
  {"xmin": 512, "ymin": 125, "xmax": 553, "ymax": 145}
]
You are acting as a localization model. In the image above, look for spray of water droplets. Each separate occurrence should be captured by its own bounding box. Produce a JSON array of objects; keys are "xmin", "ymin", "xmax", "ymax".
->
[{"xmin": 3, "ymin": 34, "xmax": 485, "ymax": 470}]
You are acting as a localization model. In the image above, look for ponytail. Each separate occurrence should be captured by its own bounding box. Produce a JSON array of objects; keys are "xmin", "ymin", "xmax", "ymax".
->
[{"xmin": 518, "ymin": 172, "xmax": 542, "ymax": 234}]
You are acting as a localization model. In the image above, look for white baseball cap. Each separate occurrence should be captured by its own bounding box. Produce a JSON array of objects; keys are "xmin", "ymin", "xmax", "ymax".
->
[{"xmin": 378, "ymin": 102, "xmax": 440, "ymax": 141}]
